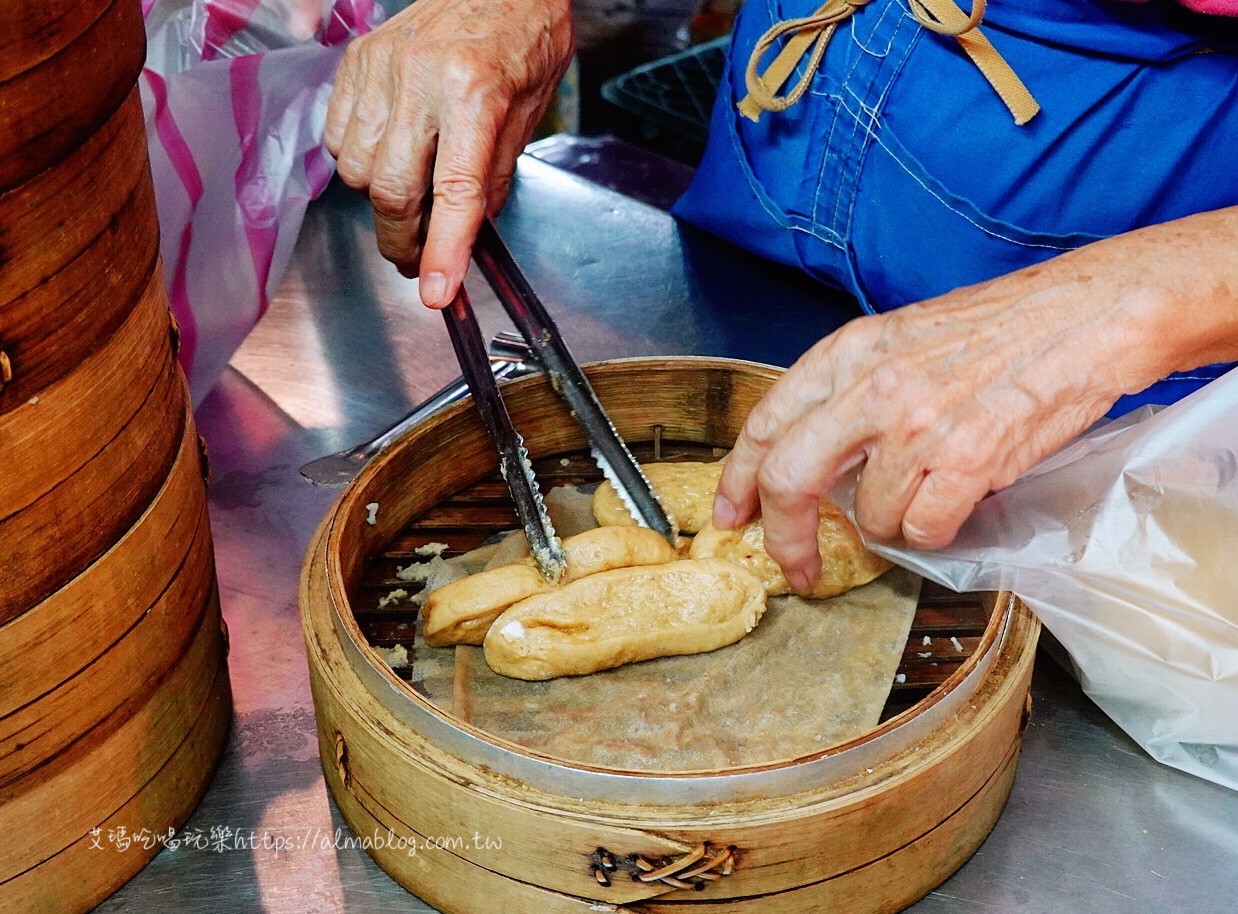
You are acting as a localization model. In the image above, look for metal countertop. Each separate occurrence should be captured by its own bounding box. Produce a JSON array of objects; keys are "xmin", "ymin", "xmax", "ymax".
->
[{"xmin": 99, "ymin": 148, "xmax": 1237, "ymax": 914}]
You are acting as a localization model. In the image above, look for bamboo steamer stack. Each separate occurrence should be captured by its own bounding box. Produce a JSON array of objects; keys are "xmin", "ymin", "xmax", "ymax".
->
[
  {"xmin": 303, "ymin": 359, "xmax": 1040, "ymax": 914},
  {"xmin": 0, "ymin": 2, "xmax": 231, "ymax": 911}
]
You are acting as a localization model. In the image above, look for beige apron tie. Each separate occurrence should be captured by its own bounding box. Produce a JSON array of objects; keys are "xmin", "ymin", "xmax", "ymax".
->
[{"xmin": 739, "ymin": 0, "xmax": 1040, "ymax": 126}]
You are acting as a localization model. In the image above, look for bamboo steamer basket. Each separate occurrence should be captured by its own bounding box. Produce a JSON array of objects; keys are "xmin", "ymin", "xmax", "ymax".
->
[
  {"xmin": 302, "ymin": 358, "xmax": 1040, "ymax": 914},
  {"xmin": 0, "ymin": 0, "xmax": 116, "ymax": 81},
  {"xmin": 0, "ymin": 410, "xmax": 231, "ymax": 912},
  {"xmin": 0, "ymin": 90, "xmax": 160, "ymax": 412},
  {"xmin": 0, "ymin": 665, "xmax": 231, "ymax": 914},
  {"xmin": 0, "ymin": 402, "xmax": 210, "ymax": 720},
  {"xmin": 0, "ymin": 275, "xmax": 185, "ymax": 619},
  {"xmin": 0, "ymin": 0, "xmax": 144, "ymax": 191},
  {"xmin": 0, "ymin": 477, "xmax": 215, "ymax": 786}
]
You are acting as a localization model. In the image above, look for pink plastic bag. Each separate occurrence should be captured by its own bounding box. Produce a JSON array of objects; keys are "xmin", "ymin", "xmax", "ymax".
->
[{"xmin": 139, "ymin": 1, "xmax": 382, "ymax": 401}]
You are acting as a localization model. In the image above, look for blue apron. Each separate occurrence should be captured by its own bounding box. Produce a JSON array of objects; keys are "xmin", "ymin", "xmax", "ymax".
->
[{"xmin": 673, "ymin": 0, "xmax": 1238, "ymax": 415}]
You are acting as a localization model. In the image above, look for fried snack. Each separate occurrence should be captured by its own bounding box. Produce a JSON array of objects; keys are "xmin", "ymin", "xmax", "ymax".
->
[
  {"xmin": 591, "ymin": 460, "xmax": 725, "ymax": 533},
  {"xmin": 421, "ymin": 526, "xmax": 676, "ymax": 647},
  {"xmin": 689, "ymin": 501, "xmax": 892, "ymax": 599},
  {"xmin": 483, "ymin": 558, "xmax": 767, "ymax": 680}
]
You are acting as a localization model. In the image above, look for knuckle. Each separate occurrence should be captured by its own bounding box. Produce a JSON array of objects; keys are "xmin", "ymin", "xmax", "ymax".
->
[
  {"xmin": 870, "ymin": 360, "xmax": 901, "ymax": 397},
  {"xmin": 334, "ymin": 157, "xmax": 369, "ymax": 188},
  {"xmin": 368, "ymin": 174, "xmax": 415, "ymax": 216},
  {"xmin": 756, "ymin": 457, "xmax": 802, "ymax": 505},
  {"xmin": 855, "ymin": 500, "xmax": 900, "ymax": 542},
  {"xmin": 440, "ymin": 56, "xmax": 487, "ymax": 98},
  {"xmin": 742, "ymin": 407, "xmax": 780, "ymax": 450},
  {"xmin": 905, "ymin": 400, "xmax": 943, "ymax": 437},
  {"xmin": 433, "ymin": 173, "xmax": 487, "ymax": 210},
  {"xmin": 936, "ymin": 437, "xmax": 983, "ymax": 478}
]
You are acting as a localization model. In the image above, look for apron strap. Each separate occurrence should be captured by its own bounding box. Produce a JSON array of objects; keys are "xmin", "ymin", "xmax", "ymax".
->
[{"xmin": 739, "ymin": 0, "xmax": 1041, "ymax": 126}]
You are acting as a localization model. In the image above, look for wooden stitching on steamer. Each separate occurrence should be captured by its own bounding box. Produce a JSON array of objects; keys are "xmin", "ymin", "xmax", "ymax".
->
[{"xmin": 591, "ymin": 842, "xmax": 737, "ymax": 890}]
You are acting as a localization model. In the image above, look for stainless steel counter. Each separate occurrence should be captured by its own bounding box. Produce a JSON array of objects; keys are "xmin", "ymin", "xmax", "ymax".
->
[{"xmin": 99, "ymin": 148, "xmax": 1237, "ymax": 914}]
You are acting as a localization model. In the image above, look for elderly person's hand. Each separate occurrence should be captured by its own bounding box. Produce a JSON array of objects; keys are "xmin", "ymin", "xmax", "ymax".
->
[
  {"xmin": 714, "ymin": 207, "xmax": 1238, "ymax": 593},
  {"xmin": 325, "ymin": 0, "xmax": 573, "ymax": 307}
]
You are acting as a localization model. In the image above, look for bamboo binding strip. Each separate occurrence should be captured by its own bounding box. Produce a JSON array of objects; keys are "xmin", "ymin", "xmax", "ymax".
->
[{"xmin": 303, "ymin": 358, "xmax": 1041, "ymax": 913}]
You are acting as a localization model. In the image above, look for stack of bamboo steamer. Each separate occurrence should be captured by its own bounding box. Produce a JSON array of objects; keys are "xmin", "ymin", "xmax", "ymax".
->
[{"xmin": 0, "ymin": 2, "xmax": 231, "ymax": 911}]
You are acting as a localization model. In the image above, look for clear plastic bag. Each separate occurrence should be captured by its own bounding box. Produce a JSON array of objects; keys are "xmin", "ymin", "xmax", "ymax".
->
[
  {"xmin": 139, "ymin": 1, "xmax": 383, "ymax": 401},
  {"xmin": 841, "ymin": 369, "xmax": 1238, "ymax": 790}
]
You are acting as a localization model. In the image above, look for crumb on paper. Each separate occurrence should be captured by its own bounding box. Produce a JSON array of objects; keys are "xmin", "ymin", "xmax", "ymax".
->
[
  {"xmin": 365, "ymin": 502, "xmax": 379, "ymax": 525},
  {"xmin": 379, "ymin": 644, "xmax": 409, "ymax": 669},
  {"xmin": 918, "ymin": 651, "xmax": 932, "ymax": 659},
  {"xmin": 377, "ymin": 588, "xmax": 407, "ymax": 609},
  {"xmin": 895, "ymin": 673, "xmax": 906, "ymax": 684},
  {"xmin": 414, "ymin": 542, "xmax": 449, "ymax": 558},
  {"xmin": 950, "ymin": 636, "xmax": 964, "ymax": 653},
  {"xmin": 922, "ymin": 635, "xmax": 932, "ymax": 646}
]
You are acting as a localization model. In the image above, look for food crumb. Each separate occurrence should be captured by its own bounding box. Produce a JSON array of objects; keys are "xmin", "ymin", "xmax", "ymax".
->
[
  {"xmin": 414, "ymin": 542, "xmax": 449, "ymax": 558},
  {"xmin": 950, "ymin": 636, "xmax": 964, "ymax": 653},
  {"xmin": 27, "ymin": 396, "xmax": 38, "ymax": 405},
  {"xmin": 379, "ymin": 644, "xmax": 409, "ymax": 670},
  {"xmin": 922, "ymin": 635, "xmax": 932, "ymax": 646},
  {"xmin": 365, "ymin": 502, "xmax": 379, "ymax": 525},
  {"xmin": 895, "ymin": 673, "xmax": 906, "ymax": 684},
  {"xmin": 559, "ymin": 457, "xmax": 571, "ymax": 467},
  {"xmin": 918, "ymin": 652, "xmax": 932, "ymax": 659},
  {"xmin": 397, "ymin": 562, "xmax": 432, "ymax": 583},
  {"xmin": 377, "ymin": 588, "xmax": 407, "ymax": 609}
]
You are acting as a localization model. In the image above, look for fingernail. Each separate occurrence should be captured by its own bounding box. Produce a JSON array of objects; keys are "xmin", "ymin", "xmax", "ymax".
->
[
  {"xmin": 419, "ymin": 272, "xmax": 447, "ymax": 308},
  {"xmin": 788, "ymin": 570, "xmax": 814, "ymax": 595},
  {"xmin": 713, "ymin": 495, "xmax": 738, "ymax": 530}
]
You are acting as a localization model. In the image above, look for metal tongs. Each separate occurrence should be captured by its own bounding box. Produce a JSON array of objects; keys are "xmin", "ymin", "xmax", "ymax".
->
[
  {"xmin": 444, "ymin": 219, "xmax": 675, "ymax": 583},
  {"xmin": 299, "ymin": 332, "xmax": 533, "ymax": 486}
]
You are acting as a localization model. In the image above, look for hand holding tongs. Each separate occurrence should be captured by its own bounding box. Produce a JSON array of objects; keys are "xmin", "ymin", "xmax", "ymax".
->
[{"xmin": 442, "ymin": 219, "xmax": 675, "ymax": 583}]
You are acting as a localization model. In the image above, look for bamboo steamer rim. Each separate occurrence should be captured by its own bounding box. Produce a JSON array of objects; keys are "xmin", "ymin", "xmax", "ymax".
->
[{"xmin": 320, "ymin": 357, "xmax": 1027, "ymax": 805}]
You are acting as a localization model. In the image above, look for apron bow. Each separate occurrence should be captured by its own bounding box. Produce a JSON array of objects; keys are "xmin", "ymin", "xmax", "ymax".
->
[{"xmin": 739, "ymin": 0, "xmax": 1040, "ymax": 125}]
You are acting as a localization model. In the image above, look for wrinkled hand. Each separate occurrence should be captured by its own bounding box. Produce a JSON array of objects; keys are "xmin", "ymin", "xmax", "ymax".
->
[
  {"xmin": 710, "ymin": 220, "xmax": 1234, "ymax": 592},
  {"xmin": 325, "ymin": 0, "xmax": 573, "ymax": 306}
]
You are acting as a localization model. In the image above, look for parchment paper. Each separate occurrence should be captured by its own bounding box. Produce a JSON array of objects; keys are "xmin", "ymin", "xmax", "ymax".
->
[{"xmin": 398, "ymin": 486, "xmax": 921, "ymax": 772}]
